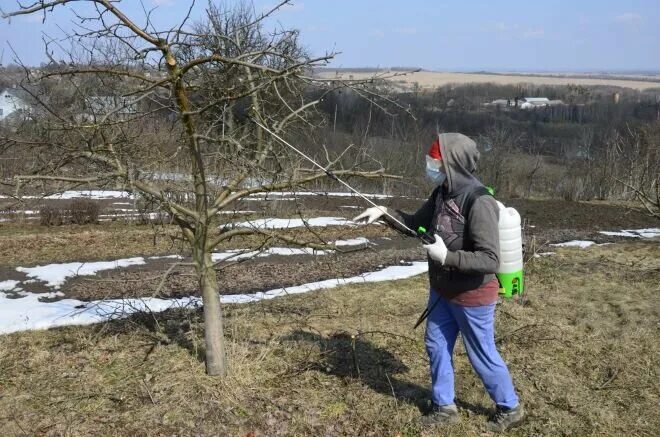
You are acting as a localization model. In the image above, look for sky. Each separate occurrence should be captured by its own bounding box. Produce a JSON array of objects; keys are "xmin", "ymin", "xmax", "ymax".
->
[{"xmin": 1, "ymin": 0, "xmax": 659, "ymax": 72}]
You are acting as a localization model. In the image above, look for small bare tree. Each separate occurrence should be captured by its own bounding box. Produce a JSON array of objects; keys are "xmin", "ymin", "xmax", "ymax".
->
[
  {"xmin": 1, "ymin": 0, "xmax": 403, "ymax": 376},
  {"xmin": 611, "ymin": 126, "xmax": 660, "ymax": 218}
]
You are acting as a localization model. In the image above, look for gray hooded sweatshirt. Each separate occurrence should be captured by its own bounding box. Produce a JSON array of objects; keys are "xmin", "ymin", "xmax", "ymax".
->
[{"xmin": 390, "ymin": 133, "xmax": 500, "ymax": 297}]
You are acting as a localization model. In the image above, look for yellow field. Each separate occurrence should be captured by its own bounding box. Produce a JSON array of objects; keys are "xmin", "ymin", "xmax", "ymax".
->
[{"xmin": 317, "ymin": 70, "xmax": 660, "ymax": 91}]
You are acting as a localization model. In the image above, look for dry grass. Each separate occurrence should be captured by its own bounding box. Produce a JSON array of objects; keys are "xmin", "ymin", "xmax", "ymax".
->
[
  {"xmin": 0, "ymin": 221, "xmax": 398, "ymax": 267},
  {"xmin": 0, "ymin": 241, "xmax": 658, "ymax": 436},
  {"xmin": 0, "ymin": 223, "xmax": 181, "ymax": 267},
  {"xmin": 317, "ymin": 70, "xmax": 660, "ymax": 91}
]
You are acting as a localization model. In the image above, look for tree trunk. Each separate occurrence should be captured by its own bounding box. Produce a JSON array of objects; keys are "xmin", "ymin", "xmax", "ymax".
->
[{"xmin": 198, "ymin": 251, "xmax": 227, "ymax": 376}]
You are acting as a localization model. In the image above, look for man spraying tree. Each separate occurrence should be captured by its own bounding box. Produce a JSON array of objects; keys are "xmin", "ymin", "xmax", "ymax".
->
[{"xmin": 354, "ymin": 133, "xmax": 525, "ymax": 432}]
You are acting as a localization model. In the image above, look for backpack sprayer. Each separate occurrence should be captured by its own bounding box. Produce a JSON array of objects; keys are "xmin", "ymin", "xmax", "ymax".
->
[{"xmin": 251, "ymin": 119, "xmax": 524, "ymax": 329}]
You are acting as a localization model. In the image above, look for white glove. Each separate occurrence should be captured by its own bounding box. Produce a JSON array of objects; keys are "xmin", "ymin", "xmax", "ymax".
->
[
  {"xmin": 423, "ymin": 233, "xmax": 448, "ymax": 264},
  {"xmin": 353, "ymin": 206, "xmax": 388, "ymax": 224}
]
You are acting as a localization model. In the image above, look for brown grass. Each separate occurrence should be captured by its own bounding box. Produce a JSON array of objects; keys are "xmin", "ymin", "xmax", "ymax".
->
[
  {"xmin": 0, "ymin": 223, "xmax": 181, "ymax": 267},
  {"xmin": 1, "ymin": 240, "xmax": 658, "ymax": 435},
  {"xmin": 0, "ymin": 221, "xmax": 398, "ymax": 267}
]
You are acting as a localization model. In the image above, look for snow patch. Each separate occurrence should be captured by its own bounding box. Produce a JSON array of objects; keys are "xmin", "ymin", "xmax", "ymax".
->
[
  {"xmin": 533, "ymin": 252, "xmax": 556, "ymax": 258},
  {"xmin": 248, "ymin": 191, "xmax": 392, "ymax": 199},
  {"xmin": 0, "ymin": 210, "xmax": 39, "ymax": 215},
  {"xmin": 0, "ymin": 280, "xmax": 21, "ymax": 291},
  {"xmin": 0, "ymin": 291, "xmax": 199, "ymax": 335},
  {"xmin": 211, "ymin": 247, "xmax": 330, "ymax": 262},
  {"xmin": 232, "ymin": 217, "xmax": 354, "ymax": 229},
  {"xmin": 17, "ymin": 190, "xmax": 135, "ymax": 200},
  {"xmin": 217, "ymin": 210, "xmax": 255, "ymax": 215},
  {"xmin": 334, "ymin": 237, "xmax": 369, "ymax": 246},
  {"xmin": 599, "ymin": 228, "xmax": 660, "ymax": 239},
  {"xmin": 550, "ymin": 240, "xmax": 596, "ymax": 248},
  {"xmin": 211, "ymin": 237, "xmax": 369, "ymax": 261},
  {"xmin": 0, "ymin": 262, "xmax": 427, "ymax": 335},
  {"xmin": 16, "ymin": 257, "xmax": 146, "ymax": 289}
]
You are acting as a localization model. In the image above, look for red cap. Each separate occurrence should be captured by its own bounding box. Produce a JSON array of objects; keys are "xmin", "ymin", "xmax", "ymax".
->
[{"xmin": 428, "ymin": 139, "xmax": 442, "ymax": 160}]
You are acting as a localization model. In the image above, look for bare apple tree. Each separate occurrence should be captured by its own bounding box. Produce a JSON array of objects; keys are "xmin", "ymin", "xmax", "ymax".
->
[{"xmin": 1, "ymin": 0, "xmax": 404, "ymax": 376}]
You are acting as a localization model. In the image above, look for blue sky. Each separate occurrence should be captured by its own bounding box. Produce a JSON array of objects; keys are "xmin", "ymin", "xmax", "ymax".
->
[{"xmin": 1, "ymin": 0, "xmax": 659, "ymax": 71}]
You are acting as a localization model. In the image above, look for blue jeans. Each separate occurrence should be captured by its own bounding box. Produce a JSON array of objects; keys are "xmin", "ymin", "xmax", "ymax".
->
[{"xmin": 425, "ymin": 290, "xmax": 519, "ymax": 409}]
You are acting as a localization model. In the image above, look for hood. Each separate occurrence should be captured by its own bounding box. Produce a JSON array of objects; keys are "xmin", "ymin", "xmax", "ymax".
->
[{"xmin": 438, "ymin": 133, "xmax": 482, "ymax": 196}]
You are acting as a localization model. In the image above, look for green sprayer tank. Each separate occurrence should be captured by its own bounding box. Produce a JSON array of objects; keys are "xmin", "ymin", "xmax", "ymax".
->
[{"xmin": 496, "ymin": 200, "xmax": 524, "ymax": 298}]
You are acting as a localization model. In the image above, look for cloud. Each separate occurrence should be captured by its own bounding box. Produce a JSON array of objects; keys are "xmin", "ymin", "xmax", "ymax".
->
[
  {"xmin": 151, "ymin": 0, "xmax": 175, "ymax": 6},
  {"xmin": 395, "ymin": 27, "xmax": 417, "ymax": 35},
  {"xmin": 614, "ymin": 12, "xmax": 642, "ymax": 24}
]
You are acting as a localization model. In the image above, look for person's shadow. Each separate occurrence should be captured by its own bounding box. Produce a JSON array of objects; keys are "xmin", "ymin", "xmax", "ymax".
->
[{"xmin": 282, "ymin": 330, "xmax": 430, "ymax": 412}]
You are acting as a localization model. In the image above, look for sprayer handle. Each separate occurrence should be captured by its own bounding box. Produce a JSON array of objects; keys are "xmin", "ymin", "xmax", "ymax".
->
[{"xmin": 417, "ymin": 226, "xmax": 436, "ymax": 244}]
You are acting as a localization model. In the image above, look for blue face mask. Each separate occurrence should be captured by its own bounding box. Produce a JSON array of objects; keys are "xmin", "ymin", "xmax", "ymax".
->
[{"xmin": 426, "ymin": 167, "xmax": 447, "ymax": 185}]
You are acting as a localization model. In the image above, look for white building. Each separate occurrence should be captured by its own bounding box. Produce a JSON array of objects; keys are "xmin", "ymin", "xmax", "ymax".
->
[
  {"xmin": 519, "ymin": 97, "xmax": 564, "ymax": 109},
  {"xmin": 0, "ymin": 88, "xmax": 31, "ymax": 121}
]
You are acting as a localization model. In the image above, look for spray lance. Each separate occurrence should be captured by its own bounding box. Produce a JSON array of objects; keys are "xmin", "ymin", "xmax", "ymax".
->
[
  {"xmin": 251, "ymin": 118, "xmax": 446, "ymax": 329},
  {"xmin": 250, "ymin": 118, "xmax": 433, "ymax": 242}
]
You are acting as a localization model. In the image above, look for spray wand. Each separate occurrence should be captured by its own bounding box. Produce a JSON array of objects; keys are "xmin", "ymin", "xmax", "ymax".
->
[
  {"xmin": 252, "ymin": 118, "xmax": 438, "ymax": 328},
  {"xmin": 251, "ymin": 118, "xmax": 434, "ymax": 244}
]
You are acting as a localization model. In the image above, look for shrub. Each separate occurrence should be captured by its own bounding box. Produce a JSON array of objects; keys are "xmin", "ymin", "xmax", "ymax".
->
[
  {"xmin": 66, "ymin": 199, "xmax": 101, "ymax": 224},
  {"xmin": 39, "ymin": 205, "xmax": 63, "ymax": 226}
]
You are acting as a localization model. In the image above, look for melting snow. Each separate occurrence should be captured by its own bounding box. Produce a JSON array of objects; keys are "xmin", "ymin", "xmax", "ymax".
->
[
  {"xmin": 0, "ymin": 210, "xmax": 39, "ymax": 215},
  {"xmin": 0, "ymin": 280, "xmax": 21, "ymax": 291},
  {"xmin": 148, "ymin": 255, "xmax": 184, "ymax": 260},
  {"xmin": 0, "ymin": 262, "xmax": 427, "ymax": 335},
  {"xmin": 15, "ymin": 190, "xmax": 135, "ymax": 200},
  {"xmin": 0, "ymin": 292, "xmax": 199, "ymax": 335},
  {"xmin": 248, "ymin": 191, "xmax": 392, "ymax": 199},
  {"xmin": 210, "ymin": 238, "xmax": 368, "ymax": 262},
  {"xmin": 232, "ymin": 217, "xmax": 354, "ymax": 229},
  {"xmin": 211, "ymin": 247, "xmax": 329, "ymax": 262},
  {"xmin": 533, "ymin": 252, "xmax": 556, "ymax": 258},
  {"xmin": 550, "ymin": 240, "xmax": 596, "ymax": 248},
  {"xmin": 334, "ymin": 237, "xmax": 370, "ymax": 246},
  {"xmin": 16, "ymin": 257, "xmax": 147, "ymax": 289},
  {"xmin": 599, "ymin": 228, "xmax": 660, "ymax": 239}
]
